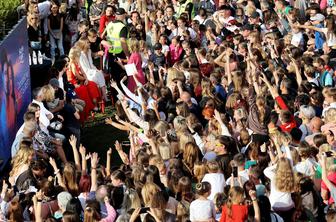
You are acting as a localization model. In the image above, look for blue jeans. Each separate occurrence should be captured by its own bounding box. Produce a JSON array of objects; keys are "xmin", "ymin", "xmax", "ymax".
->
[{"xmin": 49, "ymin": 29, "xmax": 64, "ymax": 59}]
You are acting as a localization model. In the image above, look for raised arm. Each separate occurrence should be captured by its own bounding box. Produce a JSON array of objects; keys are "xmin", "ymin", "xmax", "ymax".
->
[
  {"xmin": 115, "ymin": 141, "xmax": 130, "ymax": 165},
  {"xmin": 214, "ymin": 50, "xmax": 226, "ymax": 68},
  {"xmin": 105, "ymin": 117, "xmax": 129, "ymax": 131},
  {"xmin": 69, "ymin": 135, "xmax": 81, "ymax": 171},
  {"xmin": 79, "ymin": 144, "xmax": 87, "ymax": 175},
  {"xmin": 49, "ymin": 157, "xmax": 65, "ymax": 188},
  {"xmin": 291, "ymin": 56, "xmax": 303, "ymax": 86},
  {"xmin": 250, "ymin": 190, "xmax": 260, "ymax": 222},
  {"xmin": 33, "ymin": 190, "xmax": 44, "ymax": 222},
  {"xmin": 90, "ymin": 152, "xmax": 99, "ymax": 192},
  {"xmin": 106, "ymin": 148, "xmax": 112, "ymax": 177},
  {"xmin": 295, "ymin": 24, "xmax": 324, "ymax": 33}
]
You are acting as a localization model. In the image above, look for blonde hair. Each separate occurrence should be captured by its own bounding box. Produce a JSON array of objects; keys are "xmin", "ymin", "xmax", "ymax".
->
[
  {"xmin": 141, "ymin": 182, "xmax": 161, "ymax": 206},
  {"xmin": 324, "ymin": 108, "xmax": 336, "ymax": 123},
  {"xmin": 75, "ymin": 37, "xmax": 90, "ymax": 52},
  {"xmin": 167, "ymin": 68, "xmax": 185, "ymax": 85},
  {"xmin": 275, "ymin": 157, "xmax": 295, "ymax": 192},
  {"xmin": 179, "ymin": 134, "xmax": 195, "ymax": 153},
  {"xmin": 193, "ymin": 162, "xmax": 207, "ymax": 183},
  {"xmin": 158, "ymin": 143, "xmax": 171, "ymax": 161},
  {"xmin": 226, "ymin": 186, "xmax": 245, "ymax": 218},
  {"xmin": 10, "ymin": 143, "xmax": 34, "ymax": 178},
  {"xmin": 69, "ymin": 47, "xmax": 81, "ymax": 62},
  {"xmin": 154, "ymin": 121, "xmax": 169, "ymax": 138},
  {"xmin": 207, "ymin": 160, "xmax": 220, "ymax": 173},
  {"xmin": 27, "ymin": 12, "xmax": 39, "ymax": 27},
  {"xmin": 40, "ymin": 85, "xmax": 55, "ymax": 102},
  {"xmin": 129, "ymin": 39, "xmax": 140, "ymax": 53}
]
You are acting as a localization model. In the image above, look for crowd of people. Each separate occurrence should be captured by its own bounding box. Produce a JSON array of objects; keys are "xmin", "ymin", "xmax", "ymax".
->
[{"xmin": 3, "ymin": 0, "xmax": 336, "ymax": 221}]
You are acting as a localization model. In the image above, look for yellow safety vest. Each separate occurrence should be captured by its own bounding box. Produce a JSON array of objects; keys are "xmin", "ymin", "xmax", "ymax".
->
[
  {"xmin": 176, "ymin": 0, "xmax": 195, "ymax": 19},
  {"xmin": 106, "ymin": 21, "xmax": 126, "ymax": 54}
]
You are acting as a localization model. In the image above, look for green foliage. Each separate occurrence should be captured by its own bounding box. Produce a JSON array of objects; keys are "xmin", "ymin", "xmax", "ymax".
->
[{"xmin": 0, "ymin": 0, "xmax": 21, "ymax": 30}]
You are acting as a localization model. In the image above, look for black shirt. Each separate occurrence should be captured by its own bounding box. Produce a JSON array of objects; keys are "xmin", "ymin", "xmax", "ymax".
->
[
  {"xmin": 90, "ymin": 36, "xmax": 102, "ymax": 53},
  {"xmin": 48, "ymin": 14, "xmax": 62, "ymax": 30},
  {"xmin": 28, "ymin": 25, "xmax": 40, "ymax": 42},
  {"xmin": 61, "ymin": 104, "xmax": 80, "ymax": 129}
]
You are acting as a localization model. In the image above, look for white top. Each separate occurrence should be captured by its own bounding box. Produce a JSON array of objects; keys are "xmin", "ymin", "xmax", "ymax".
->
[
  {"xmin": 58, "ymin": 76, "xmax": 64, "ymax": 90},
  {"xmin": 291, "ymin": 32, "xmax": 303, "ymax": 47},
  {"xmin": 225, "ymin": 169, "xmax": 249, "ymax": 186},
  {"xmin": 202, "ymin": 173, "xmax": 225, "ymax": 200},
  {"xmin": 322, "ymin": 28, "xmax": 336, "ymax": 47},
  {"xmin": 79, "ymin": 50, "xmax": 106, "ymax": 88},
  {"xmin": 264, "ymin": 164, "xmax": 294, "ymax": 210},
  {"xmin": 162, "ymin": 45, "xmax": 169, "ymax": 55},
  {"xmin": 189, "ymin": 199, "xmax": 216, "ymax": 221},
  {"xmin": 193, "ymin": 15, "xmax": 210, "ymax": 25},
  {"xmin": 294, "ymin": 158, "xmax": 318, "ymax": 177}
]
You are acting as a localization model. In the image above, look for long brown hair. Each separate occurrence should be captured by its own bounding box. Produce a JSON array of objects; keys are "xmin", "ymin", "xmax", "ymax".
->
[
  {"xmin": 7, "ymin": 200, "xmax": 24, "ymax": 222},
  {"xmin": 63, "ymin": 162, "xmax": 79, "ymax": 196},
  {"xmin": 183, "ymin": 142, "xmax": 199, "ymax": 172}
]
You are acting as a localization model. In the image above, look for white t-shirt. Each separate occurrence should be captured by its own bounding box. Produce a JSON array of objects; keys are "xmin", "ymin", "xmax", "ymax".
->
[
  {"xmin": 294, "ymin": 158, "xmax": 318, "ymax": 177},
  {"xmin": 264, "ymin": 165, "xmax": 294, "ymax": 210},
  {"xmin": 189, "ymin": 199, "xmax": 216, "ymax": 221},
  {"xmin": 202, "ymin": 173, "xmax": 225, "ymax": 200}
]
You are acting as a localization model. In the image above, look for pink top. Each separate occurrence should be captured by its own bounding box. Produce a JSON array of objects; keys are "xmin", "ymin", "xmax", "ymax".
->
[
  {"xmin": 169, "ymin": 44, "xmax": 183, "ymax": 65},
  {"xmin": 127, "ymin": 52, "xmax": 145, "ymax": 92},
  {"xmin": 100, "ymin": 202, "xmax": 117, "ymax": 222}
]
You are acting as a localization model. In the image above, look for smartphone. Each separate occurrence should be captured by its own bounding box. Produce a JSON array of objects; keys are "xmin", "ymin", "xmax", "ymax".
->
[
  {"xmin": 325, "ymin": 151, "xmax": 333, "ymax": 157},
  {"xmin": 232, "ymin": 166, "xmax": 238, "ymax": 178},
  {"xmin": 139, "ymin": 207, "xmax": 150, "ymax": 214}
]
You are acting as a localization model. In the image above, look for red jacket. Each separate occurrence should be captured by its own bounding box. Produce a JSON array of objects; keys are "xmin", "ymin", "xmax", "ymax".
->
[{"xmin": 276, "ymin": 96, "xmax": 297, "ymax": 132}]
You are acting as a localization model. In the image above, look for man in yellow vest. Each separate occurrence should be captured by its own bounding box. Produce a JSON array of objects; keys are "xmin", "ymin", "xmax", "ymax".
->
[{"xmin": 105, "ymin": 7, "xmax": 129, "ymax": 84}]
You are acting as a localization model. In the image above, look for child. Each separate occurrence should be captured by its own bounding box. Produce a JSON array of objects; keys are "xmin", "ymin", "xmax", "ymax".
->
[
  {"xmin": 202, "ymin": 161, "xmax": 225, "ymax": 200},
  {"xmin": 219, "ymin": 186, "xmax": 249, "ymax": 222},
  {"xmin": 189, "ymin": 182, "xmax": 216, "ymax": 221}
]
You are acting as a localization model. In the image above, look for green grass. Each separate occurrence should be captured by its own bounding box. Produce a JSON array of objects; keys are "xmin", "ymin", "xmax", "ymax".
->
[{"xmin": 81, "ymin": 106, "xmax": 129, "ymax": 167}]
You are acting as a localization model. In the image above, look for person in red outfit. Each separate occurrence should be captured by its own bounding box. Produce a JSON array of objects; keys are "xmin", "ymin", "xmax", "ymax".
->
[
  {"xmin": 220, "ymin": 186, "xmax": 248, "ymax": 222},
  {"xmin": 67, "ymin": 47, "xmax": 101, "ymax": 121},
  {"xmin": 220, "ymin": 187, "xmax": 260, "ymax": 222},
  {"xmin": 99, "ymin": 5, "xmax": 115, "ymax": 36}
]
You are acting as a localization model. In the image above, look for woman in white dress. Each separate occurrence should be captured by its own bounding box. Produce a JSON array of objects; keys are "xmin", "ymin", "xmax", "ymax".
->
[{"xmin": 75, "ymin": 37, "xmax": 108, "ymax": 101}]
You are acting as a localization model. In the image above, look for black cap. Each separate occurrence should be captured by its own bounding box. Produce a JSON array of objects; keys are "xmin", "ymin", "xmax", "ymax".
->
[
  {"xmin": 116, "ymin": 8, "xmax": 126, "ymax": 15},
  {"xmin": 154, "ymin": 43, "xmax": 162, "ymax": 50}
]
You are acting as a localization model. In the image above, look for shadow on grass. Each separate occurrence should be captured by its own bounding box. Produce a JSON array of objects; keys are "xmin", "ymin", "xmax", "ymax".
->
[{"xmin": 81, "ymin": 107, "xmax": 129, "ymax": 167}]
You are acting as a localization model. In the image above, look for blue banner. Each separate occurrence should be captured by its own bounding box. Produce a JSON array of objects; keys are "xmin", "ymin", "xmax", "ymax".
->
[{"xmin": 0, "ymin": 18, "xmax": 31, "ymax": 169}]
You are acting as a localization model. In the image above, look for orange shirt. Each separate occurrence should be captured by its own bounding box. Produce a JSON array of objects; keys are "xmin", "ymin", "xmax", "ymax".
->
[{"xmin": 219, "ymin": 204, "xmax": 248, "ymax": 222}]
